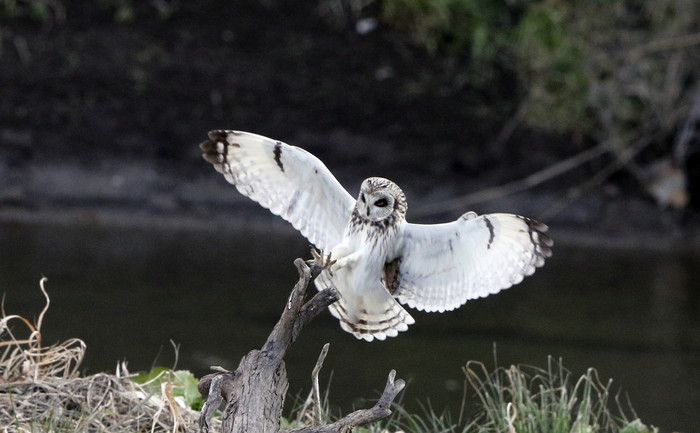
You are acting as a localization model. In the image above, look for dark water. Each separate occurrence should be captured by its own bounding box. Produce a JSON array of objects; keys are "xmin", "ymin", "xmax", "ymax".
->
[{"xmin": 1, "ymin": 221, "xmax": 698, "ymax": 432}]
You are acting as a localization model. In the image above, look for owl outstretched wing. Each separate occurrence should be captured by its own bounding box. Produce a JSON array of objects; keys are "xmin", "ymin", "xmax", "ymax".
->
[
  {"xmin": 388, "ymin": 212, "xmax": 552, "ymax": 312},
  {"xmin": 200, "ymin": 130, "xmax": 356, "ymax": 252}
]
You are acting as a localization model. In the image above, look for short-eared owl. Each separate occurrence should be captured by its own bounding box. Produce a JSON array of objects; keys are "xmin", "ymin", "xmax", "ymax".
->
[{"xmin": 200, "ymin": 131, "xmax": 553, "ymax": 341}]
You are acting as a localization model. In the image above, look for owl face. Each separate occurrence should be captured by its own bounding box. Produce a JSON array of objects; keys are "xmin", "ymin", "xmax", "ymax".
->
[{"xmin": 356, "ymin": 177, "xmax": 407, "ymax": 222}]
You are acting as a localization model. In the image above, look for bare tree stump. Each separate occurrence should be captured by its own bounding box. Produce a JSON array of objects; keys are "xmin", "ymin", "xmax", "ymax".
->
[{"xmin": 197, "ymin": 258, "xmax": 405, "ymax": 433}]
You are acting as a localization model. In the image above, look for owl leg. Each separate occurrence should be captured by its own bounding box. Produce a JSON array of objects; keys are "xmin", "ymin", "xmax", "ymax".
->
[
  {"xmin": 327, "ymin": 244, "xmax": 357, "ymax": 272},
  {"xmin": 331, "ymin": 251, "xmax": 361, "ymax": 272}
]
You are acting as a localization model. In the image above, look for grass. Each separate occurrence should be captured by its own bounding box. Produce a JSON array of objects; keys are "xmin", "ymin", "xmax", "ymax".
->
[
  {"xmin": 457, "ymin": 358, "xmax": 658, "ymax": 433},
  {"xmin": 281, "ymin": 357, "xmax": 658, "ymax": 433},
  {"xmin": 2, "ymin": 281, "xmax": 658, "ymax": 433},
  {"xmin": 0, "ymin": 278, "xmax": 204, "ymax": 432}
]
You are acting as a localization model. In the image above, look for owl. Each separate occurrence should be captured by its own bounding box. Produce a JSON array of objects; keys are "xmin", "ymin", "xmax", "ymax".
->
[{"xmin": 200, "ymin": 130, "xmax": 553, "ymax": 341}]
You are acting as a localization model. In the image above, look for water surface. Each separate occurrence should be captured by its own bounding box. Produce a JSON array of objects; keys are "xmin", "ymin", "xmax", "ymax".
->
[{"xmin": 1, "ymin": 221, "xmax": 698, "ymax": 432}]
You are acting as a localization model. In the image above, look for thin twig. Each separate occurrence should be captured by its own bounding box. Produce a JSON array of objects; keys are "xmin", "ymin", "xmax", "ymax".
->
[
  {"xmin": 297, "ymin": 343, "xmax": 331, "ymax": 426},
  {"xmin": 673, "ymin": 84, "xmax": 700, "ymax": 165},
  {"xmin": 628, "ymin": 31, "xmax": 700, "ymax": 58},
  {"xmin": 539, "ymin": 136, "xmax": 653, "ymax": 220},
  {"xmin": 312, "ymin": 343, "xmax": 330, "ymax": 426},
  {"xmin": 489, "ymin": 106, "xmax": 526, "ymax": 152},
  {"xmin": 13, "ymin": 35, "xmax": 31, "ymax": 64}
]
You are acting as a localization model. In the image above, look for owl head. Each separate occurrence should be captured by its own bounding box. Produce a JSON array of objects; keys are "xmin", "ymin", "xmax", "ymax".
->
[{"xmin": 356, "ymin": 177, "xmax": 407, "ymax": 222}]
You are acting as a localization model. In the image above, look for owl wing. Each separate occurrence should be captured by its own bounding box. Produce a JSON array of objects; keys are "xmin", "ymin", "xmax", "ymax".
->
[
  {"xmin": 388, "ymin": 212, "xmax": 553, "ymax": 312},
  {"xmin": 200, "ymin": 130, "xmax": 356, "ymax": 252}
]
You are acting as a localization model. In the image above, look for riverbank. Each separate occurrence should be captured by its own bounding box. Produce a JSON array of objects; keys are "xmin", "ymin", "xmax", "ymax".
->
[
  {"xmin": 0, "ymin": 152, "xmax": 697, "ymax": 253},
  {"xmin": 2, "ymin": 0, "xmax": 698, "ymax": 249}
]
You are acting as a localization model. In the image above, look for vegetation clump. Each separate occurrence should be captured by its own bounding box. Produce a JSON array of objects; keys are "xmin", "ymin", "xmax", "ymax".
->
[
  {"xmin": 0, "ymin": 279, "xmax": 204, "ymax": 432},
  {"xmin": 457, "ymin": 358, "xmax": 658, "ymax": 433},
  {"xmin": 379, "ymin": 0, "xmax": 700, "ymax": 143},
  {"xmin": 348, "ymin": 0, "xmax": 700, "ymax": 210}
]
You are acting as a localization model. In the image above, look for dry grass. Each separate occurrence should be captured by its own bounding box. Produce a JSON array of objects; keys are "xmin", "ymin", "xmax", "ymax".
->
[{"xmin": 0, "ymin": 278, "xmax": 208, "ymax": 433}]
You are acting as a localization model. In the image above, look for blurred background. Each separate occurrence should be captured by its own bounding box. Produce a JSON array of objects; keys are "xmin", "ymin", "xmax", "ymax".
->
[{"xmin": 1, "ymin": 1, "xmax": 699, "ymax": 432}]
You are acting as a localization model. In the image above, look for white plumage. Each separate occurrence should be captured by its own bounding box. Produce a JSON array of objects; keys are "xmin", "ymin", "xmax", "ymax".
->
[{"xmin": 200, "ymin": 130, "xmax": 553, "ymax": 341}]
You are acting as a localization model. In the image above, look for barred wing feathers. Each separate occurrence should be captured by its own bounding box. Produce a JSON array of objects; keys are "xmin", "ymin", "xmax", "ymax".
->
[
  {"xmin": 200, "ymin": 130, "xmax": 356, "ymax": 252},
  {"xmin": 391, "ymin": 212, "xmax": 552, "ymax": 313}
]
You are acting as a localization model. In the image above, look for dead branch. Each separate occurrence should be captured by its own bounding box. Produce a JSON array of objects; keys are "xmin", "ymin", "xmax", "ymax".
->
[
  {"xmin": 296, "ymin": 343, "xmax": 330, "ymax": 426},
  {"xmin": 197, "ymin": 258, "xmax": 404, "ymax": 433},
  {"xmin": 287, "ymin": 370, "xmax": 405, "ymax": 433},
  {"xmin": 673, "ymin": 84, "xmax": 700, "ymax": 165},
  {"xmin": 539, "ymin": 135, "xmax": 654, "ymax": 220},
  {"xmin": 411, "ymin": 141, "xmax": 611, "ymax": 218},
  {"xmin": 628, "ymin": 31, "xmax": 700, "ymax": 58},
  {"xmin": 310, "ymin": 343, "xmax": 329, "ymax": 426}
]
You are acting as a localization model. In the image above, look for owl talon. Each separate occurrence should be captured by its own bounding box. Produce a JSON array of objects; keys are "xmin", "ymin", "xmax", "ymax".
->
[{"xmin": 307, "ymin": 247, "xmax": 335, "ymax": 272}]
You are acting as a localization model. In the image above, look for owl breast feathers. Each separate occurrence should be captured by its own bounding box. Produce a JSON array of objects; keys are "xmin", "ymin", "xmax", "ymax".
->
[{"xmin": 200, "ymin": 130, "xmax": 553, "ymax": 341}]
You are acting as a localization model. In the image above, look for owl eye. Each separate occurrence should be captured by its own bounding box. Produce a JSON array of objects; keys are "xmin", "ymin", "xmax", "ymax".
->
[{"xmin": 374, "ymin": 198, "xmax": 388, "ymax": 207}]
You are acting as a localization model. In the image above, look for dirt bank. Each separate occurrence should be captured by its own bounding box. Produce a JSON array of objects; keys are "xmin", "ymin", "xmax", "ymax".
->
[{"xmin": 1, "ymin": 0, "xmax": 697, "ymax": 248}]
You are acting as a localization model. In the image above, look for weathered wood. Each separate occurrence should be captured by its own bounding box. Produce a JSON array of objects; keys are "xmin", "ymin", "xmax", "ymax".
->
[
  {"xmin": 310, "ymin": 343, "xmax": 330, "ymax": 426},
  {"xmin": 288, "ymin": 370, "xmax": 405, "ymax": 433},
  {"xmin": 198, "ymin": 257, "xmax": 405, "ymax": 433}
]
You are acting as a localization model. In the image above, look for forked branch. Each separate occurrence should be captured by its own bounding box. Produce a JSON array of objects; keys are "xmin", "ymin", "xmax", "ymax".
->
[
  {"xmin": 288, "ymin": 370, "xmax": 405, "ymax": 433},
  {"xmin": 197, "ymin": 257, "xmax": 404, "ymax": 433}
]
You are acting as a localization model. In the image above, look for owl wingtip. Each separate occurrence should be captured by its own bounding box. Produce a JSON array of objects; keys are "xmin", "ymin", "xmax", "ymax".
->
[{"xmin": 206, "ymin": 129, "xmax": 227, "ymax": 141}]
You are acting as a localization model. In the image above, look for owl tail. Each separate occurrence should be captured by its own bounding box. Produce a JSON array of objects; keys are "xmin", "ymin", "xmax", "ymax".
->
[{"xmin": 316, "ymin": 271, "xmax": 415, "ymax": 342}]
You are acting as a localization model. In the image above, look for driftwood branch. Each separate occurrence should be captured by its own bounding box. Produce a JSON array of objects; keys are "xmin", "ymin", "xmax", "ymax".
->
[
  {"xmin": 262, "ymin": 258, "xmax": 334, "ymax": 364},
  {"xmin": 411, "ymin": 141, "xmax": 611, "ymax": 218},
  {"xmin": 197, "ymin": 257, "xmax": 404, "ymax": 433},
  {"xmin": 288, "ymin": 370, "xmax": 405, "ymax": 433},
  {"xmin": 413, "ymin": 129, "xmax": 669, "ymax": 219},
  {"xmin": 539, "ymin": 135, "xmax": 655, "ymax": 220}
]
